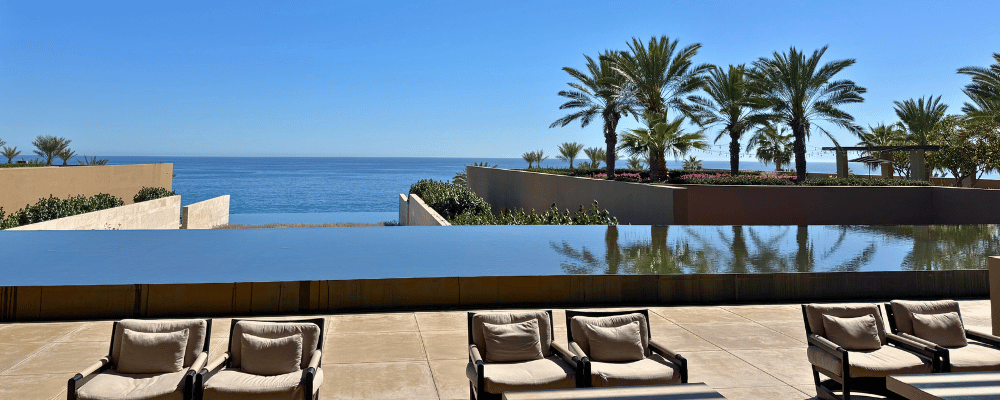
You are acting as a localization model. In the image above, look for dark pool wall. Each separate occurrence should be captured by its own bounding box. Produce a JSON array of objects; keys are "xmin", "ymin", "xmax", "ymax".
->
[{"xmin": 2, "ymin": 270, "xmax": 987, "ymax": 322}]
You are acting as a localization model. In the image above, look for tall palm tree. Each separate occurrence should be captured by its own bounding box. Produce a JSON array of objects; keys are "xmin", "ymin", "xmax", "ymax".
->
[
  {"xmin": 745, "ymin": 123, "xmax": 793, "ymax": 171},
  {"xmin": 618, "ymin": 114, "xmax": 708, "ymax": 177},
  {"xmin": 57, "ymin": 148, "xmax": 77, "ymax": 165},
  {"xmin": 555, "ymin": 142, "xmax": 584, "ymax": 168},
  {"xmin": 687, "ymin": 65, "xmax": 771, "ymax": 175},
  {"xmin": 2, "ymin": 146, "xmax": 21, "ymax": 164},
  {"xmin": 551, "ymin": 51, "xmax": 636, "ymax": 178},
  {"xmin": 32, "ymin": 135, "xmax": 70, "ymax": 165},
  {"xmin": 611, "ymin": 36, "xmax": 710, "ymax": 180},
  {"xmin": 583, "ymin": 147, "xmax": 606, "ymax": 169},
  {"xmin": 750, "ymin": 46, "xmax": 867, "ymax": 182},
  {"xmin": 894, "ymin": 95, "xmax": 948, "ymax": 145},
  {"xmin": 957, "ymin": 53, "xmax": 1000, "ymax": 125}
]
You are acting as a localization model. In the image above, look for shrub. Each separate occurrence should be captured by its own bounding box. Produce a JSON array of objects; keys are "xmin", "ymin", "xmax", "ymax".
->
[
  {"xmin": 800, "ymin": 177, "xmax": 932, "ymax": 186},
  {"xmin": 409, "ymin": 180, "xmax": 491, "ymax": 220},
  {"xmin": 134, "ymin": 187, "xmax": 176, "ymax": 203},
  {"xmin": 0, "ymin": 160, "xmax": 47, "ymax": 169},
  {"xmin": 590, "ymin": 172, "xmax": 649, "ymax": 183},
  {"xmin": 1, "ymin": 193, "xmax": 124, "ymax": 229}
]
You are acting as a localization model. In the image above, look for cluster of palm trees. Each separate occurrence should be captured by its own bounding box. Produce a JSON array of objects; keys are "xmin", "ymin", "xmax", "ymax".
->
[
  {"xmin": 0, "ymin": 135, "xmax": 108, "ymax": 165},
  {"xmin": 551, "ymin": 142, "xmax": 608, "ymax": 169}
]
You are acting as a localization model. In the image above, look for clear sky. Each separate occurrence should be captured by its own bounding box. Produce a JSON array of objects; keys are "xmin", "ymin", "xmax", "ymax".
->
[{"xmin": 1, "ymin": 0, "xmax": 998, "ymax": 160}]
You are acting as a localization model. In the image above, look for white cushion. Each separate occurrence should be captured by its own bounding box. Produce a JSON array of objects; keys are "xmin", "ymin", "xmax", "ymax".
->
[
  {"xmin": 590, "ymin": 353, "xmax": 681, "ymax": 387},
  {"xmin": 203, "ymin": 368, "xmax": 323, "ymax": 400},
  {"xmin": 76, "ymin": 369, "xmax": 188, "ymax": 400},
  {"xmin": 912, "ymin": 311, "xmax": 967, "ymax": 348},
  {"xmin": 482, "ymin": 320, "xmax": 544, "ymax": 363},
  {"xmin": 822, "ymin": 314, "xmax": 881, "ymax": 351},
  {"xmin": 117, "ymin": 328, "xmax": 189, "ymax": 374},
  {"xmin": 580, "ymin": 321, "xmax": 644, "ymax": 362},
  {"xmin": 241, "ymin": 333, "xmax": 303, "ymax": 376},
  {"xmin": 466, "ymin": 356, "xmax": 575, "ymax": 394}
]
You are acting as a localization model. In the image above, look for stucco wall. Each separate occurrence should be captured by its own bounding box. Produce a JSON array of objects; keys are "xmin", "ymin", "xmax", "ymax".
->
[
  {"xmin": 181, "ymin": 195, "xmax": 230, "ymax": 229},
  {"xmin": 398, "ymin": 194, "xmax": 409, "ymax": 226},
  {"xmin": 8, "ymin": 195, "xmax": 181, "ymax": 230},
  {"xmin": 0, "ymin": 164, "xmax": 173, "ymax": 212},
  {"xmin": 931, "ymin": 187, "xmax": 1000, "ymax": 224},
  {"xmin": 407, "ymin": 194, "xmax": 450, "ymax": 226},
  {"xmin": 467, "ymin": 167, "xmax": 686, "ymax": 225}
]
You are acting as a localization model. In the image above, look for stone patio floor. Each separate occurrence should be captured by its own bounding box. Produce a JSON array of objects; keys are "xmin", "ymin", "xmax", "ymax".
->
[{"xmin": 0, "ymin": 300, "xmax": 991, "ymax": 400}]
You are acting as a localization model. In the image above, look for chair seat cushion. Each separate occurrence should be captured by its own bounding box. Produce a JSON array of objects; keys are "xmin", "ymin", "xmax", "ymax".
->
[
  {"xmin": 589, "ymin": 353, "xmax": 681, "ymax": 387},
  {"xmin": 202, "ymin": 368, "xmax": 323, "ymax": 400},
  {"xmin": 465, "ymin": 356, "xmax": 575, "ymax": 394},
  {"xmin": 807, "ymin": 345, "xmax": 931, "ymax": 378},
  {"xmin": 76, "ymin": 369, "xmax": 188, "ymax": 400},
  {"xmin": 948, "ymin": 342, "xmax": 1000, "ymax": 372}
]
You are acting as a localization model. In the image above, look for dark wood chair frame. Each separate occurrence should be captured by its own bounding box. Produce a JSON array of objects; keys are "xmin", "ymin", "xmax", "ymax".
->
[
  {"xmin": 467, "ymin": 310, "xmax": 583, "ymax": 400},
  {"xmin": 68, "ymin": 319, "xmax": 213, "ymax": 400},
  {"xmin": 801, "ymin": 305, "xmax": 938, "ymax": 400},
  {"xmin": 884, "ymin": 302, "xmax": 1000, "ymax": 373},
  {"xmin": 565, "ymin": 309, "xmax": 688, "ymax": 388},
  {"xmin": 195, "ymin": 318, "xmax": 325, "ymax": 400}
]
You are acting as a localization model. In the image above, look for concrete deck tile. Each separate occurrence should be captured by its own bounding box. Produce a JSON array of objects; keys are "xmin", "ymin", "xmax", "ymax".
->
[
  {"xmin": 328, "ymin": 313, "xmax": 418, "ymax": 333},
  {"xmin": 730, "ymin": 349, "xmax": 815, "ymax": 386},
  {"xmin": 755, "ymin": 320, "xmax": 808, "ymax": 343},
  {"xmin": 0, "ymin": 373, "xmax": 69, "ymax": 399},
  {"xmin": 421, "ymin": 331, "xmax": 467, "ymax": 360},
  {"xmin": 715, "ymin": 385, "xmax": 813, "ymax": 400},
  {"xmin": 682, "ymin": 323, "xmax": 803, "ymax": 350},
  {"xmin": 683, "ymin": 350, "xmax": 785, "ymax": 388},
  {"xmin": 647, "ymin": 320, "xmax": 721, "ymax": 352},
  {"xmin": 0, "ymin": 322, "xmax": 83, "ymax": 345},
  {"xmin": 4, "ymin": 341, "xmax": 108, "ymax": 375},
  {"xmin": 58, "ymin": 321, "xmax": 113, "ymax": 342},
  {"xmin": 650, "ymin": 307, "xmax": 750, "ymax": 324},
  {"xmin": 793, "ymin": 384, "xmax": 887, "ymax": 400},
  {"xmin": 210, "ymin": 318, "xmax": 232, "ymax": 338},
  {"xmin": 321, "ymin": 361, "xmax": 439, "ymax": 400},
  {"xmin": 415, "ymin": 311, "xmax": 467, "ymax": 332},
  {"xmin": 325, "ymin": 331, "xmax": 426, "ymax": 364},
  {"xmin": 429, "ymin": 359, "xmax": 470, "ymax": 400},
  {"xmin": 721, "ymin": 304, "xmax": 803, "ymax": 322},
  {"xmin": 0, "ymin": 344, "xmax": 43, "ymax": 374}
]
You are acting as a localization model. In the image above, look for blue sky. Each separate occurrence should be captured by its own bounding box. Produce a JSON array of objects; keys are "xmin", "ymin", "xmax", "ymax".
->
[{"xmin": 1, "ymin": 0, "xmax": 998, "ymax": 160}]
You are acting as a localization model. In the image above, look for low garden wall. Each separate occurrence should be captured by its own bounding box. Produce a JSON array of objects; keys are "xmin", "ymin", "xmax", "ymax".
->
[
  {"xmin": 181, "ymin": 195, "xmax": 230, "ymax": 229},
  {"xmin": 0, "ymin": 164, "xmax": 173, "ymax": 212},
  {"xmin": 7, "ymin": 195, "xmax": 181, "ymax": 230},
  {"xmin": 400, "ymin": 193, "xmax": 450, "ymax": 226}
]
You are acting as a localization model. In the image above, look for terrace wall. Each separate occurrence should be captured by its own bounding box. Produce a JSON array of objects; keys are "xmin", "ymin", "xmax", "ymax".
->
[
  {"xmin": 0, "ymin": 164, "xmax": 173, "ymax": 212},
  {"xmin": 405, "ymin": 193, "xmax": 450, "ymax": 226},
  {"xmin": 181, "ymin": 195, "xmax": 230, "ymax": 229},
  {"xmin": 7, "ymin": 195, "xmax": 181, "ymax": 230}
]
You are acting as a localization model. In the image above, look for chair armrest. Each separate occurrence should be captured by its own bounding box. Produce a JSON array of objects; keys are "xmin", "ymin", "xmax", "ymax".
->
[
  {"xmin": 888, "ymin": 333, "xmax": 938, "ymax": 360},
  {"xmin": 201, "ymin": 352, "xmax": 230, "ymax": 375},
  {"xmin": 808, "ymin": 334, "xmax": 845, "ymax": 359},
  {"xmin": 897, "ymin": 333, "xmax": 942, "ymax": 349},
  {"xmin": 308, "ymin": 349, "xmax": 322, "ymax": 370},
  {"xmin": 190, "ymin": 352, "xmax": 209, "ymax": 373},
  {"xmin": 568, "ymin": 341, "xmax": 588, "ymax": 360},
  {"xmin": 550, "ymin": 342, "xmax": 579, "ymax": 369},
  {"xmin": 469, "ymin": 345, "xmax": 485, "ymax": 393},
  {"xmin": 649, "ymin": 339, "xmax": 687, "ymax": 384},
  {"xmin": 967, "ymin": 329, "xmax": 1000, "ymax": 348},
  {"xmin": 68, "ymin": 357, "xmax": 111, "ymax": 400},
  {"xmin": 301, "ymin": 350, "xmax": 322, "ymax": 400}
]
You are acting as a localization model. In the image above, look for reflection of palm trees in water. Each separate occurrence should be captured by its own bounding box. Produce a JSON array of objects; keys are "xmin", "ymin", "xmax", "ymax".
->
[
  {"xmin": 852, "ymin": 225, "xmax": 1000, "ymax": 271},
  {"xmin": 552, "ymin": 226, "xmax": 688, "ymax": 275}
]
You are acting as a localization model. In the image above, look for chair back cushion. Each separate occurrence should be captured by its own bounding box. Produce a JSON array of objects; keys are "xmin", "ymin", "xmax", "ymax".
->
[
  {"xmin": 912, "ymin": 311, "xmax": 967, "ymax": 348},
  {"xmin": 822, "ymin": 314, "xmax": 882, "ymax": 351},
  {"xmin": 571, "ymin": 313, "xmax": 649, "ymax": 357},
  {"xmin": 112, "ymin": 319, "xmax": 208, "ymax": 368},
  {"xmin": 889, "ymin": 300, "xmax": 961, "ymax": 335},
  {"xmin": 472, "ymin": 311, "xmax": 552, "ymax": 360},
  {"xmin": 482, "ymin": 320, "xmax": 544, "ymax": 362},
  {"xmin": 804, "ymin": 303, "xmax": 887, "ymax": 345},
  {"xmin": 116, "ymin": 328, "xmax": 189, "ymax": 374},
  {"xmin": 240, "ymin": 332, "xmax": 304, "ymax": 375},
  {"xmin": 580, "ymin": 321, "xmax": 645, "ymax": 362},
  {"xmin": 231, "ymin": 321, "xmax": 320, "ymax": 370}
]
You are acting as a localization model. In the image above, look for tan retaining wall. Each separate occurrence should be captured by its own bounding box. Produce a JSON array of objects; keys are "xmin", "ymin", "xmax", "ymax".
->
[
  {"xmin": 0, "ymin": 164, "xmax": 173, "ymax": 212},
  {"xmin": 398, "ymin": 194, "xmax": 409, "ymax": 226},
  {"xmin": 0, "ymin": 269, "xmax": 986, "ymax": 322},
  {"xmin": 181, "ymin": 195, "xmax": 230, "ymax": 229},
  {"xmin": 8, "ymin": 195, "xmax": 181, "ymax": 230},
  {"xmin": 406, "ymin": 193, "xmax": 450, "ymax": 226},
  {"xmin": 467, "ymin": 167, "xmax": 687, "ymax": 225}
]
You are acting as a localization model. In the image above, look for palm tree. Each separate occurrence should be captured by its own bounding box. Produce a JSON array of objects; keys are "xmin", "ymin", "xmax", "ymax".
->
[
  {"xmin": 2, "ymin": 146, "xmax": 21, "ymax": 164},
  {"xmin": 611, "ymin": 36, "xmax": 710, "ymax": 180},
  {"xmin": 551, "ymin": 51, "xmax": 636, "ymax": 178},
  {"xmin": 32, "ymin": 135, "xmax": 70, "ymax": 165},
  {"xmin": 894, "ymin": 95, "xmax": 948, "ymax": 145},
  {"xmin": 522, "ymin": 151, "xmax": 536, "ymax": 168},
  {"xmin": 618, "ymin": 114, "xmax": 708, "ymax": 177},
  {"xmin": 746, "ymin": 123, "xmax": 794, "ymax": 171},
  {"xmin": 687, "ymin": 65, "xmax": 771, "ymax": 175},
  {"xmin": 957, "ymin": 53, "xmax": 1000, "ymax": 125},
  {"xmin": 0, "ymin": 138, "xmax": 4, "ymax": 148},
  {"xmin": 555, "ymin": 142, "xmax": 585, "ymax": 168},
  {"xmin": 583, "ymin": 147, "xmax": 606, "ymax": 169},
  {"xmin": 856, "ymin": 123, "xmax": 907, "ymax": 176},
  {"xmin": 750, "ymin": 46, "xmax": 867, "ymax": 182},
  {"xmin": 682, "ymin": 155, "xmax": 702, "ymax": 171},
  {"xmin": 57, "ymin": 148, "xmax": 77, "ymax": 165},
  {"xmin": 626, "ymin": 155, "xmax": 647, "ymax": 170}
]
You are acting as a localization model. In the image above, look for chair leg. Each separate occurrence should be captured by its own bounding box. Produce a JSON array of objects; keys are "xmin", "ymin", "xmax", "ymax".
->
[{"xmin": 470, "ymin": 382, "xmax": 475, "ymax": 400}]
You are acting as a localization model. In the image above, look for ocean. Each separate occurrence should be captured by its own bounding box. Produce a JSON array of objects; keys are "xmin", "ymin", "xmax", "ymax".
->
[{"xmin": 107, "ymin": 156, "xmax": 837, "ymax": 215}]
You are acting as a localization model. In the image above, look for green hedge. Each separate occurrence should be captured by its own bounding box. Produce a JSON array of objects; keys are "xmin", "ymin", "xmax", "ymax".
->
[
  {"xmin": 0, "ymin": 161, "xmax": 47, "ymax": 168},
  {"xmin": 799, "ymin": 177, "xmax": 932, "ymax": 186},
  {"xmin": 0, "ymin": 193, "xmax": 124, "ymax": 229},
  {"xmin": 134, "ymin": 187, "xmax": 176, "ymax": 203},
  {"xmin": 409, "ymin": 180, "xmax": 491, "ymax": 221}
]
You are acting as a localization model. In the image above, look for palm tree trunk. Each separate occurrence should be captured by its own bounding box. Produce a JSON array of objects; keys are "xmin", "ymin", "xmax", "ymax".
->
[
  {"xmin": 604, "ymin": 114, "xmax": 620, "ymax": 179},
  {"xmin": 729, "ymin": 131, "xmax": 740, "ymax": 176},
  {"xmin": 792, "ymin": 123, "xmax": 807, "ymax": 182},
  {"xmin": 649, "ymin": 151, "xmax": 668, "ymax": 182}
]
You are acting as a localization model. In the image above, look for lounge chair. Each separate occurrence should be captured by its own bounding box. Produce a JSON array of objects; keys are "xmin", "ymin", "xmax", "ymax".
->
[
  {"xmin": 886, "ymin": 299, "xmax": 1000, "ymax": 372},
  {"xmin": 566, "ymin": 309, "xmax": 687, "ymax": 388},
  {"xmin": 68, "ymin": 319, "xmax": 212, "ymax": 400},
  {"xmin": 802, "ymin": 303, "xmax": 937, "ymax": 400},
  {"xmin": 196, "ymin": 318, "xmax": 324, "ymax": 400},
  {"xmin": 466, "ymin": 310, "xmax": 582, "ymax": 400}
]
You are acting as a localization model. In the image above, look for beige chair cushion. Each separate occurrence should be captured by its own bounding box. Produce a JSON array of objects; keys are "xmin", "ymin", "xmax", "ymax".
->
[
  {"xmin": 202, "ymin": 368, "xmax": 323, "ymax": 400},
  {"xmin": 112, "ymin": 319, "xmax": 207, "ymax": 368},
  {"xmin": 807, "ymin": 345, "xmax": 931, "ymax": 378},
  {"xmin": 890, "ymin": 300, "xmax": 961, "ymax": 335},
  {"xmin": 804, "ymin": 303, "xmax": 887, "ymax": 345},
  {"xmin": 232, "ymin": 321, "xmax": 321, "ymax": 370},
  {"xmin": 822, "ymin": 314, "xmax": 882, "ymax": 351},
  {"xmin": 912, "ymin": 311, "xmax": 967, "ymax": 348},
  {"xmin": 465, "ymin": 356, "xmax": 575, "ymax": 394},
  {"xmin": 76, "ymin": 369, "xmax": 188, "ymax": 400},
  {"xmin": 580, "ymin": 321, "xmax": 644, "ymax": 362},
  {"xmin": 472, "ymin": 311, "xmax": 552, "ymax": 360},
  {"xmin": 241, "ymin": 333, "xmax": 303, "ymax": 376},
  {"xmin": 947, "ymin": 342, "xmax": 1000, "ymax": 372},
  {"xmin": 482, "ymin": 320, "xmax": 544, "ymax": 362},
  {"xmin": 570, "ymin": 313, "xmax": 649, "ymax": 357},
  {"xmin": 589, "ymin": 354, "xmax": 681, "ymax": 387},
  {"xmin": 117, "ymin": 328, "xmax": 189, "ymax": 374}
]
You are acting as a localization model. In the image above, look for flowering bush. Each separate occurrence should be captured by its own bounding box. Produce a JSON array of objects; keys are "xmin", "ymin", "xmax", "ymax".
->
[
  {"xmin": 590, "ymin": 172, "xmax": 648, "ymax": 183},
  {"xmin": 679, "ymin": 173, "xmax": 731, "ymax": 180}
]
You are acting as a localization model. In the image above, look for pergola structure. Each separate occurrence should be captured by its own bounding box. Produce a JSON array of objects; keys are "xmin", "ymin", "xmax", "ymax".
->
[{"xmin": 821, "ymin": 145, "xmax": 941, "ymax": 180}]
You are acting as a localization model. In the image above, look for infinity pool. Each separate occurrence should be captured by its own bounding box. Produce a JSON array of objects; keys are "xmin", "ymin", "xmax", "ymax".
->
[{"xmin": 2, "ymin": 225, "xmax": 995, "ymax": 286}]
